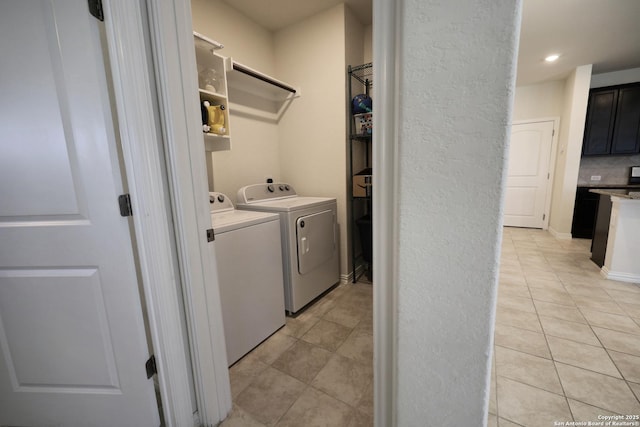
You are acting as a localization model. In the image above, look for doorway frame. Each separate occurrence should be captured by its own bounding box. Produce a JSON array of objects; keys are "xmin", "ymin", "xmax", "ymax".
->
[
  {"xmin": 101, "ymin": 0, "xmax": 231, "ymax": 425},
  {"xmin": 372, "ymin": 0, "xmax": 398, "ymax": 425},
  {"xmin": 510, "ymin": 117, "xmax": 560, "ymax": 231},
  {"xmin": 106, "ymin": 0, "xmax": 401, "ymax": 426},
  {"xmin": 136, "ymin": 0, "xmax": 402, "ymax": 425}
]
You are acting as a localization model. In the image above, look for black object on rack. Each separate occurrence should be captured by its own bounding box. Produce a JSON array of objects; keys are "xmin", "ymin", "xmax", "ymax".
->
[{"xmin": 348, "ymin": 63, "xmax": 373, "ymax": 283}]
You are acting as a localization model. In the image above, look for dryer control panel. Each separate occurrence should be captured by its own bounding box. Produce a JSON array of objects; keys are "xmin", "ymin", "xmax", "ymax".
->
[
  {"xmin": 237, "ymin": 183, "xmax": 297, "ymax": 203},
  {"xmin": 209, "ymin": 192, "xmax": 234, "ymax": 212}
]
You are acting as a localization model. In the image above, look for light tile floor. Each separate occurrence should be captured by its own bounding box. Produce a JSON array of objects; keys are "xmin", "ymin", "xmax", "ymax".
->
[
  {"xmin": 220, "ymin": 227, "xmax": 640, "ymax": 426},
  {"xmin": 490, "ymin": 227, "xmax": 640, "ymax": 426},
  {"xmin": 221, "ymin": 280, "xmax": 373, "ymax": 427}
]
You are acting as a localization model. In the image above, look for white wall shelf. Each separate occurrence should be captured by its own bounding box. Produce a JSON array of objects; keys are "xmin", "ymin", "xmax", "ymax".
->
[
  {"xmin": 203, "ymin": 133, "xmax": 231, "ymax": 152},
  {"xmin": 193, "ymin": 31, "xmax": 231, "ymax": 152},
  {"xmin": 193, "ymin": 31, "xmax": 224, "ymax": 52},
  {"xmin": 199, "ymin": 88, "xmax": 227, "ymax": 102}
]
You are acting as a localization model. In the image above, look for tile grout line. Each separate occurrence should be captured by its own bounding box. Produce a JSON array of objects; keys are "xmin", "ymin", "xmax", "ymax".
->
[
  {"xmin": 493, "ymin": 231, "xmax": 517, "ymax": 424},
  {"xmin": 542, "ymin": 235, "xmax": 640, "ymax": 414},
  {"xmin": 572, "ymin": 287, "xmax": 640, "ymax": 406},
  {"xmin": 562, "ymin": 276, "xmax": 637, "ymax": 389},
  {"xmin": 227, "ymin": 279, "xmax": 373, "ymax": 426},
  {"xmin": 496, "ymin": 370, "xmax": 629, "ymax": 416},
  {"xmin": 528, "ymin": 237, "xmax": 575, "ymax": 422},
  {"xmin": 548, "ymin": 242, "xmax": 637, "ymax": 418}
]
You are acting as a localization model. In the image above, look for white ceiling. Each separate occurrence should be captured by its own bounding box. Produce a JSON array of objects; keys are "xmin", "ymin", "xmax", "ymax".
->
[
  {"xmin": 517, "ymin": 0, "xmax": 640, "ymax": 85},
  {"xmin": 220, "ymin": 0, "xmax": 640, "ymax": 86},
  {"xmin": 220, "ymin": 0, "xmax": 371, "ymax": 31}
]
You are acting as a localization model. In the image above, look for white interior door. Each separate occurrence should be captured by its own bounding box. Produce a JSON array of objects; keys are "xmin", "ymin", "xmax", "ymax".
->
[
  {"xmin": 503, "ymin": 121, "xmax": 555, "ymax": 228},
  {"xmin": 0, "ymin": 1, "xmax": 160, "ymax": 425}
]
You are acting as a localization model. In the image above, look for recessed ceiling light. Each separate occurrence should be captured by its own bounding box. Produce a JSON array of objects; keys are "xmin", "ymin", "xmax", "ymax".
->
[{"xmin": 545, "ymin": 54, "xmax": 560, "ymax": 63}]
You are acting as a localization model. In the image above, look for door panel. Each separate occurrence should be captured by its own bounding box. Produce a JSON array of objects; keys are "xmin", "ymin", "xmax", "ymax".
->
[
  {"xmin": 296, "ymin": 210, "xmax": 335, "ymax": 275},
  {"xmin": 0, "ymin": 269, "xmax": 118, "ymax": 391},
  {"xmin": 611, "ymin": 86, "xmax": 640, "ymax": 154},
  {"xmin": 0, "ymin": 1, "xmax": 159, "ymax": 425},
  {"xmin": 503, "ymin": 121, "xmax": 554, "ymax": 228},
  {"xmin": 0, "ymin": 1, "xmax": 84, "ymax": 219},
  {"xmin": 507, "ymin": 134, "xmax": 541, "ymax": 177},
  {"xmin": 503, "ymin": 187, "xmax": 537, "ymax": 217},
  {"xmin": 582, "ymin": 90, "xmax": 617, "ymax": 156}
]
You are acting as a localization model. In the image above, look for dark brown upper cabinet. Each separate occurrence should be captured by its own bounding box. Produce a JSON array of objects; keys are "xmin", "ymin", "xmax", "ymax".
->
[{"xmin": 582, "ymin": 83, "xmax": 640, "ymax": 156}]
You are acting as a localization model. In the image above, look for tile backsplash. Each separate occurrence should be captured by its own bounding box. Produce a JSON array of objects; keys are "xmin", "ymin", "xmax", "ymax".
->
[{"xmin": 578, "ymin": 154, "xmax": 640, "ymax": 185}]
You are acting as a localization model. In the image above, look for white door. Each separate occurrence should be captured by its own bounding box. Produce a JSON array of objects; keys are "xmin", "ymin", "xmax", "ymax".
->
[
  {"xmin": 503, "ymin": 121, "xmax": 555, "ymax": 228},
  {"xmin": 0, "ymin": 1, "xmax": 160, "ymax": 426}
]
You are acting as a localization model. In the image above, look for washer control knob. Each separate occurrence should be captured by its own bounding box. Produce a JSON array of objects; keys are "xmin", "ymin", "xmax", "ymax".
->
[
  {"xmin": 209, "ymin": 195, "xmax": 215, "ymax": 203},
  {"xmin": 279, "ymin": 185, "xmax": 285, "ymax": 191},
  {"xmin": 217, "ymin": 195, "xmax": 225, "ymax": 203},
  {"xmin": 284, "ymin": 185, "xmax": 290, "ymax": 191},
  {"xmin": 267, "ymin": 185, "xmax": 274, "ymax": 193}
]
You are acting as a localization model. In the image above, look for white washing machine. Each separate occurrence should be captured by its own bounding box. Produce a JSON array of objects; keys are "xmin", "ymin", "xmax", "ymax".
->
[
  {"xmin": 236, "ymin": 183, "xmax": 340, "ymax": 314},
  {"xmin": 209, "ymin": 192, "xmax": 285, "ymax": 366}
]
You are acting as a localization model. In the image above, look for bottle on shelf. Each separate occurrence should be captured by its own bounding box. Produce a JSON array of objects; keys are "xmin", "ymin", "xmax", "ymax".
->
[{"xmin": 198, "ymin": 68, "xmax": 221, "ymax": 94}]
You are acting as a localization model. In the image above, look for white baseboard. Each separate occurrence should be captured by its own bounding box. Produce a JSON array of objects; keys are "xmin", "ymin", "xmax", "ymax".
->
[
  {"xmin": 548, "ymin": 226, "xmax": 572, "ymax": 240},
  {"xmin": 340, "ymin": 263, "xmax": 365, "ymax": 284},
  {"xmin": 601, "ymin": 266, "xmax": 640, "ymax": 284}
]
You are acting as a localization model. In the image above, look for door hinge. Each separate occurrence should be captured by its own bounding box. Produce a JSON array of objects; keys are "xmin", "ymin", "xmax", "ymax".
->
[
  {"xmin": 118, "ymin": 194, "xmax": 133, "ymax": 217},
  {"xmin": 543, "ymin": 213, "xmax": 546, "ymax": 220},
  {"xmin": 88, "ymin": 0, "xmax": 104, "ymax": 21},
  {"xmin": 206, "ymin": 228, "xmax": 215, "ymax": 242},
  {"xmin": 547, "ymin": 173, "xmax": 550, "ymax": 179},
  {"xmin": 145, "ymin": 355, "xmax": 157, "ymax": 379},
  {"xmin": 552, "ymin": 129, "xmax": 555, "ymax": 136}
]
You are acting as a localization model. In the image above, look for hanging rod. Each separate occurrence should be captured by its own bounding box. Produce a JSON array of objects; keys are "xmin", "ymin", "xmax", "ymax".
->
[{"xmin": 231, "ymin": 62, "xmax": 297, "ymax": 94}]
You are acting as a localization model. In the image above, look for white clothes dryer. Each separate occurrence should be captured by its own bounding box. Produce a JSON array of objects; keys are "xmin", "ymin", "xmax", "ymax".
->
[
  {"xmin": 209, "ymin": 192, "xmax": 285, "ymax": 365},
  {"xmin": 236, "ymin": 183, "xmax": 340, "ymax": 314}
]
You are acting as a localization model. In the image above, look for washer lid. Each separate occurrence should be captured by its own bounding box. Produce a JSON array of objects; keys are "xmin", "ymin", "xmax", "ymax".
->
[{"xmin": 211, "ymin": 209, "xmax": 279, "ymax": 233}]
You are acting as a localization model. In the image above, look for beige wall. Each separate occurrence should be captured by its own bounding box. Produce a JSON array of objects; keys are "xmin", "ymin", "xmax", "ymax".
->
[
  {"xmin": 345, "ymin": 6, "xmax": 366, "ymax": 275},
  {"xmin": 191, "ymin": 0, "xmax": 275, "ymax": 73},
  {"xmin": 274, "ymin": 5, "xmax": 352, "ymax": 276},
  {"xmin": 512, "ymin": 76, "xmax": 596, "ymax": 236},
  {"xmin": 191, "ymin": 0, "xmax": 281, "ymax": 201},
  {"xmin": 191, "ymin": 1, "xmax": 365, "ymax": 278},
  {"xmin": 363, "ymin": 25, "xmax": 372, "ymax": 64},
  {"xmin": 513, "ymin": 80, "xmax": 565, "ymax": 121},
  {"xmin": 548, "ymin": 65, "xmax": 592, "ymax": 237}
]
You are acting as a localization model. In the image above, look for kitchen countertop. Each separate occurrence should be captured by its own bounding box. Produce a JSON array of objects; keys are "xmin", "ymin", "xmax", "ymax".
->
[
  {"xmin": 578, "ymin": 184, "xmax": 640, "ymax": 189},
  {"xmin": 589, "ymin": 189, "xmax": 640, "ymax": 200}
]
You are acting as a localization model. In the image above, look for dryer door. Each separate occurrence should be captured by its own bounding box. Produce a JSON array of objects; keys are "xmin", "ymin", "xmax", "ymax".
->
[{"xmin": 296, "ymin": 209, "xmax": 336, "ymax": 274}]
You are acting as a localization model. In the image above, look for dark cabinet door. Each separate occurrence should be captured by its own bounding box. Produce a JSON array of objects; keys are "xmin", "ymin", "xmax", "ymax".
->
[
  {"xmin": 591, "ymin": 194, "xmax": 613, "ymax": 268},
  {"xmin": 611, "ymin": 86, "xmax": 640, "ymax": 154},
  {"xmin": 583, "ymin": 89, "xmax": 618, "ymax": 156},
  {"xmin": 571, "ymin": 188, "xmax": 600, "ymax": 239}
]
